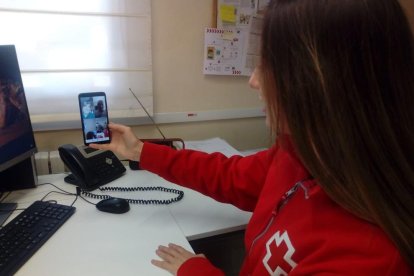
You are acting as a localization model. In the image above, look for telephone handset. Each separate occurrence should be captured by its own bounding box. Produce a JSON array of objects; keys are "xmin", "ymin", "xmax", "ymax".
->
[{"xmin": 58, "ymin": 144, "xmax": 126, "ymax": 191}]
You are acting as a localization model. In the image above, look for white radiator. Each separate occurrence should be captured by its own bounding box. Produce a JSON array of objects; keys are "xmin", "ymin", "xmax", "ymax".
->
[
  {"xmin": 34, "ymin": 151, "xmax": 49, "ymax": 175},
  {"xmin": 34, "ymin": 151, "xmax": 67, "ymax": 175},
  {"xmin": 50, "ymin": 150, "xmax": 66, "ymax": 174}
]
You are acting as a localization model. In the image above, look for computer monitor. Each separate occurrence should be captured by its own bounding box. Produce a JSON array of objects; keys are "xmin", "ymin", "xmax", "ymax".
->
[{"xmin": 0, "ymin": 45, "xmax": 37, "ymax": 225}]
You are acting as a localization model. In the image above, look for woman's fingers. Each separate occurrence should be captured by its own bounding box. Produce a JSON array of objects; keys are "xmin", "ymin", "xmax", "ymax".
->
[{"xmin": 151, "ymin": 243, "xmax": 202, "ymax": 275}]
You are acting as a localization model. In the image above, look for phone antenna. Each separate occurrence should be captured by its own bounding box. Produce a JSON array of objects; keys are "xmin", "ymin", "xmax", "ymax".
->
[{"xmin": 129, "ymin": 88, "xmax": 166, "ymax": 139}]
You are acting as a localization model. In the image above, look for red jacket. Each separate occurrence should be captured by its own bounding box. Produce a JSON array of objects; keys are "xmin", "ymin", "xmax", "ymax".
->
[{"xmin": 140, "ymin": 142, "xmax": 412, "ymax": 275}]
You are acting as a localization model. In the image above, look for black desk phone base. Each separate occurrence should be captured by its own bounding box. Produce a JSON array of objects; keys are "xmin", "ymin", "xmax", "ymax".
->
[{"xmin": 58, "ymin": 144, "xmax": 126, "ymax": 191}]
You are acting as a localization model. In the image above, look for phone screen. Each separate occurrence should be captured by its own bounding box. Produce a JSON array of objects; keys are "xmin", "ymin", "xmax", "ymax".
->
[{"xmin": 78, "ymin": 92, "xmax": 111, "ymax": 145}]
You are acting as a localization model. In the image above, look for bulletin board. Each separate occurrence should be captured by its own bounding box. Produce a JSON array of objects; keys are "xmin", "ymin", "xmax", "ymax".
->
[{"xmin": 203, "ymin": 0, "xmax": 269, "ymax": 76}]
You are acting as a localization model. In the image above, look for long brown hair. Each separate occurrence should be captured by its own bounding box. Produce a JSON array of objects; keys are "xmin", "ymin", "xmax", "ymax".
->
[{"xmin": 261, "ymin": 0, "xmax": 414, "ymax": 267}]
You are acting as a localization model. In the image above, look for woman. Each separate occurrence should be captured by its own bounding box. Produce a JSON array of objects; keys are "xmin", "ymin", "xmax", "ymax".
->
[{"xmin": 91, "ymin": 0, "xmax": 414, "ymax": 274}]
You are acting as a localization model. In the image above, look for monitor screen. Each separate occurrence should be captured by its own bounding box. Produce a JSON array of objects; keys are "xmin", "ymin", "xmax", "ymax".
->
[{"xmin": 0, "ymin": 45, "xmax": 37, "ymax": 173}]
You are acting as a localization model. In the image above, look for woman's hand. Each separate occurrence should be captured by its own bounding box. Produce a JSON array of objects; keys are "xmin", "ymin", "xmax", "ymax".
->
[
  {"xmin": 151, "ymin": 243, "xmax": 204, "ymax": 275},
  {"xmin": 89, "ymin": 122, "xmax": 143, "ymax": 161}
]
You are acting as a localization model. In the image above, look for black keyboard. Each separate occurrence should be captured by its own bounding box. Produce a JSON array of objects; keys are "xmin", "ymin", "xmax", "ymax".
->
[{"xmin": 0, "ymin": 201, "xmax": 75, "ymax": 276}]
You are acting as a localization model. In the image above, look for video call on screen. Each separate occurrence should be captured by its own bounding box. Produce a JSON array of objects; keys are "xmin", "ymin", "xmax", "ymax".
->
[{"xmin": 80, "ymin": 95, "xmax": 110, "ymax": 144}]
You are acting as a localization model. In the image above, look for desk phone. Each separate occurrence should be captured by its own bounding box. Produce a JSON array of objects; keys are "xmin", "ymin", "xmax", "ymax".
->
[{"xmin": 58, "ymin": 144, "xmax": 126, "ymax": 191}]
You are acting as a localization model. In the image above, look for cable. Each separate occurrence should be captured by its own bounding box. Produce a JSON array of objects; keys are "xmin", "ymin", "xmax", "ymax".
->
[
  {"xmin": 38, "ymin": 182, "xmax": 76, "ymax": 195},
  {"xmin": 80, "ymin": 186, "xmax": 184, "ymax": 205},
  {"xmin": 40, "ymin": 191, "xmax": 74, "ymax": 202},
  {"xmin": 77, "ymin": 194, "xmax": 97, "ymax": 206},
  {"xmin": 39, "ymin": 182, "xmax": 96, "ymax": 206},
  {"xmin": 70, "ymin": 196, "xmax": 79, "ymax": 207}
]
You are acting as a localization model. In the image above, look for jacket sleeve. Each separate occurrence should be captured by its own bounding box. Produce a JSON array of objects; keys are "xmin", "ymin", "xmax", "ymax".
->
[
  {"xmin": 178, "ymin": 257, "xmax": 225, "ymax": 276},
  {"xmin": 140, "ymin": 142, "xmax": 276, "ymax": 212}
]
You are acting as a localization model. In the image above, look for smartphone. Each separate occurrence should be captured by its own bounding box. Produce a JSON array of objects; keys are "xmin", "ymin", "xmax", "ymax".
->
[{"xmin": 78, "ymin": 92, "xmax": 111, "ymax": 145}]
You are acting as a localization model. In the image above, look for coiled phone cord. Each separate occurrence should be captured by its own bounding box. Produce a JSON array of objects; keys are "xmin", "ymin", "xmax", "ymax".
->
[{"xmin": 80, "ymin": 186, "xmax": 184, "ymax": 205}]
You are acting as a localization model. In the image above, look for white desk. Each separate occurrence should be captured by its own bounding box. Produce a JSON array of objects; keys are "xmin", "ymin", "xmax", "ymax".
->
[{"xmin": 4, "ymin": 168, "xmax": 251, "ymax": 276}]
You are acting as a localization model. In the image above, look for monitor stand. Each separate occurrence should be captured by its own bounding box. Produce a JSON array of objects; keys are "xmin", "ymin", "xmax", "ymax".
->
[
  {"xmin": 0, "ymin": 202, "xmax": 17, "ymax": 226},
  {"xmin": 0, "ymin": 156, "xmax": 38, "ymax": 191},
  {"xmin": 0, "ymin": 156, "xmax": 37, "ymax": 226}
]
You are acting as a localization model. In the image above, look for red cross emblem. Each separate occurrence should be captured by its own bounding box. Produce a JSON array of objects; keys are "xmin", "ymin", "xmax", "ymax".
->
[{"xmin": 262, "ymin": 231, "xmax": 297, "ymax": 275}]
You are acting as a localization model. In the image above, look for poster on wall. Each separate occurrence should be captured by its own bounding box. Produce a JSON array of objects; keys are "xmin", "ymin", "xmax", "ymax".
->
[
  {"xmin": 203, "ymin": 28, "xmax": 248, "ymax": 76},
  {"xmin": 203, "ymin": 0, "xmax": 270, "ymax": 76}
]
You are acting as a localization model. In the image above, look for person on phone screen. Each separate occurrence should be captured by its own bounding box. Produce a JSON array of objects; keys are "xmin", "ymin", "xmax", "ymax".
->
[
  {"xmin": 91, "ymin": 0, "xmax": 414, "ymax": 274},
  {"xmin": 94, "ymin": 100, "xmax": 106, "ymax": 118}
]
